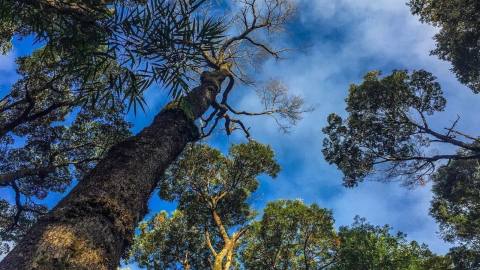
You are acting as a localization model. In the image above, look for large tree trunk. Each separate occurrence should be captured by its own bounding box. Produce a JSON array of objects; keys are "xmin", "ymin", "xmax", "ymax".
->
[{"xmin": 0, "ymin": 70, "xmax": 227, "ymax": 270}]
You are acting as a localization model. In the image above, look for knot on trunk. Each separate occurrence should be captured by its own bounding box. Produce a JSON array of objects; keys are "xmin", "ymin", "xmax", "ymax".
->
[{"xmin": 201, "ymin": 69, "xmax": 228, "ymax": 91}]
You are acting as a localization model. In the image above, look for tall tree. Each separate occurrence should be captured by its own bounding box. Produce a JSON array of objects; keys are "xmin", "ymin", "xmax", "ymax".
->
[
  {"xmin": 1, "ymin": 0, "xmax": 306, "ymax": 269},
  {"xmin": 331, "ymin": 217, "xmax": 448, "ymax": 270},
  {"xmin": 132, "ymin": 141, "xmax": 279, "ymax": 270},
  {"xmin": 240, "ymin": 200, "xmax": 337, "ymax": 270},
  {"xmin": 322, "ymin": 70, "xmax": 480, "ymax": 187},
  {"xmin": 446, "ymin": 246, "xmax": 480, "ymax": 270},
  {"xmin": 430, "ymin": 156, "xmax": 480, "ymax": 251},
  {"xmin": 408, "ymin": 0, "xmax": 480, "ymax": 92},
  {"xmin": 130, "ymin": 142, "xmax": 280, "ymax": 270},
  {"xmin": 0, "ymin": 63, "xmax": 227, "ymax": 270},
  {"xmin": 130, "ymin": 210, "xmax": 211, "ymax": 270}
]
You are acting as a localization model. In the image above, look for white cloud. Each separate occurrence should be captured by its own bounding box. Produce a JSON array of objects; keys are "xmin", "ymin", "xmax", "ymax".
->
[{"xmin": 329, "ymin": 182, "xmax": 451, "ymax": 253}]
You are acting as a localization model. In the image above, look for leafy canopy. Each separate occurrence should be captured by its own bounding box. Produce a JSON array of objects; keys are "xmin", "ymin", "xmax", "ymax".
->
[
  {"xmin": 132, "ymin": 200, "xmax": 448, "ymax": 270},
  {"xmin": 446, "ymin": 246, "xmax": 480, "ymax": 270},
  {"xmin": 241, "ymin": 200, "xmax": 337, "ymax": 270},
  {"xmin": 131, "ymin": 210, "xmax": 211, "ymax": 270},
  {"xmin": 159, "ymin": 141, "xmax": 279, "ymax": 227},
  {"xmin": 429, "ymin": 158, "xmax": 480, "ymax": 270},
  {"xmin": 430, "ymin": 156, "xmax": 480, "ymax": 250},
  {"xmin": 409, "ymin": 0, "xmax": 480, "ymax": 92},
  {"xmin": 320, "ymin": 70, "xmax": 475, "ymax": 187},
  {"xmin": 0, "ymin": 47, "xmax": 132, "ymax": 255},
  {"xmin": 332, "ymin": 217, "xmax": 448, "ymax": 270},
  {"xmin": 0, "ymin": 0, "xmax": 153, "ymax": 109},
  {"xmin": 131, "ymin": 142, "xmax": 279, "ymax": 269}
]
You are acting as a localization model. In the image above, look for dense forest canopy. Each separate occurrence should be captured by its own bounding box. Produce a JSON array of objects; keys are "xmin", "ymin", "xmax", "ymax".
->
[{"xmin": 0, "ymin": 0, "xmax": 479, "ymax": 269}]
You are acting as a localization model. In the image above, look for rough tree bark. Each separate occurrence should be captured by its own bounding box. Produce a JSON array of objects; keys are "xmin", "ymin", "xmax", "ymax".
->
[
  {"xmin": 210, "ymin": 208, "xmax": 243, "ymax": 270},
  {"xmin": 0, "ymin": 70, "xmax": 228, "ymax": 270}
]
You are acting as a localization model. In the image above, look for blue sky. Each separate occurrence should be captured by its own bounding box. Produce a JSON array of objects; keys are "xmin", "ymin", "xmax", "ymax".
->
[
  {"xmin": 134, "ymin": 0, "xmax": 480, "ymax": 262},
  {"xmin": 2, "ymin": 0, "xmax": 480, "ymax": 267},
  {"xmin": 229, "ymin": 0, "xmax": 480, "ymax": 255}
]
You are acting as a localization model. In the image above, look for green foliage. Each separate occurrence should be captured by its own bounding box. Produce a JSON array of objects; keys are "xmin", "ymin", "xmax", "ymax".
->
[
  {"xmin": 0, "ymin": 47, "xmax": 139, "ymax": 135},
  {"xmin": 132, "ymin": 199, "xmax": 448, "ymax": 270},
  {"xmin": 111, "ymin": 0, "xmax": 226, "ymax": 99},
  {"xmin": 332, "ymin": 217, "xmax": 445, "ymax": 270},
  {"xmin": 0, "ymin": 0, "xmax": 153, "ymax": 110},
  {"xmin": 0, "ymin": 102, "xmax": 131, "ymax": 254},
  {"xmin": 447, "ymin": 246, "xmax": 480, "ymax": 270},
  {"xmin": 240, "ymin": 200, "xmax": 337, "ymax": 270},
  {"xmin": 0, "ymin": 0, "xmax": 117, "ymax": 50},
  {"xmin": 430, "ymin": 157, "xmax": 480, "ymax": 249},
  {"xmin": 0, "ymin": 49, "xmax": 133, "ymax": 254},
  {"xmin": 1, "ymin": 0, "xmax": 226, "ymax": 109},
  {"xmin": 322, "ymin": 70, "xmax": 447, "ymax": 187},
  {"xmin": 159, "ymin": 141, "xmax": 279, "ymax": 228},
  {"xmin": 408, "ymin": 0, "xmax": 480, "ymax": 92},
  {"xmin": 0, "ymin": 18, "xmax": 14, "ymax": 54},
  {"xmin": 131, "ymin": 142, "xmax": 279, "ymax": 269},
  {"xmin": 131, "ymin": 210, "xmax": 210, "ymax": 270}
]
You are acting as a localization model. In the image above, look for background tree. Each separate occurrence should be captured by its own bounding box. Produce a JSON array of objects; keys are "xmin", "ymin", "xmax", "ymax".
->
[
  {"xmin": 446, "ymin": 246, "xmax": 480, "ymax": 270},
  {"xmin": 321, "ymin": 21, "xmax": 480, "ymax": 262},
  {"xmin": 133, "ymin": 200, "xmax": 449, "ymax": 270},
  {"xmin": 130, "ymin": 210, "xmax": 211, "ymax": 270},
  {"xmin": 240, "ymin": 200, "xmax": 337, "ymax": 270},
  {"xmin": 332, "ymin": 217, "xmax": 447, "ymax": 270},
  {"xmin": 322, "ymin": 70, "xmax": 480, "ymax": 187},
  {"xmin": 323, "ymin": 2, "xmax": 480, "ymax": 268},
  {"xmin": 130, "ymin": 141, "xmax": 280, "ymax": 270},
  {"xmin": 1, "ymin": 0, "xmax": 115, "ymax": 54},
  {"xmin": 0, "ymin": 47, "xmax": 138, "ymax": 137},
  {"xmin": 430, "ymin": 157, "xmax": 480, "ymax": 251},
  {"xmin": 408, "ymin": 0, "xmax": 480, "ymax": 93},
  {"xmin": 0, "ymin": 50, "xmax": 132, "ymax": 255}
]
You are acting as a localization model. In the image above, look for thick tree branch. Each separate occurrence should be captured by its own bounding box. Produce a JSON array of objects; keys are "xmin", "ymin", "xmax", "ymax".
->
[
  {"xmin": 374, "ymin": 153, "xmax": 480, "ymax": 164},
  {"xmin": 244, "ymin": 36, "xmax": 281, "ymax": 58},
  {"xmin": 405, "ymin": 113, "xmax": 480, "ymax": 152},
  {"xmin": 205, "ymin": 229, "xmax": 218, "ymax": 257},
  {"xmin": 0, "ymin": 158, "xmax": 100, "ymax": 186},
  {"xmin": 211, "ymin": 209, "xmax": 230, "ymax": 243},
  {"xmin": 0, "ymin": 100, "xmax": 74, "ymax": 137}
]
